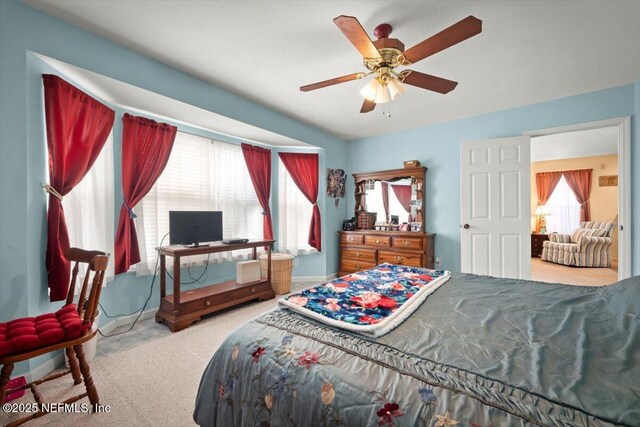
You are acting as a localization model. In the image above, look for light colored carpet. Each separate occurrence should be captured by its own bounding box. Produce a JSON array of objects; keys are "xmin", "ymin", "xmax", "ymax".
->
[
  {"xmin": 531, "ymin": 258, "xmax": 618, "ymax": 286},
  {"xmin": 1, "ymin": 295, "xmax": 287, "ymax": 427}
]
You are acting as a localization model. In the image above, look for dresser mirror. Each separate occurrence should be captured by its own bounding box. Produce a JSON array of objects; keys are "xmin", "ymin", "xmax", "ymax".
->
[
  {"xmin": 353, "ymin": 166, "xmax": 426, "ymax": 232},
  {"xmin": 364, "ymin": 179, "xmax": 412, "ymax": 225}
]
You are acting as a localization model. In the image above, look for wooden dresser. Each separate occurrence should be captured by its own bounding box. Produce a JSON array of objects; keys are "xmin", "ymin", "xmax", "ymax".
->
[{"xmin": 338, "ymin": 231, "xmax": 435, "ymax": 276}]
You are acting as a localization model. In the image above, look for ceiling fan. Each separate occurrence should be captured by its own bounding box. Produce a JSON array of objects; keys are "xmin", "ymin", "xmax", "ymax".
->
[{"xmin": 300, "ymin": 15, "xmax": 482, "ymax": 114}]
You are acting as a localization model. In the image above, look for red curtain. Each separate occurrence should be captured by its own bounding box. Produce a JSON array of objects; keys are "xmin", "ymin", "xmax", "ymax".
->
[
  {"xmin": 114, "ymin": 114, "xmax": 177, "ymax": 274},
  {"xmin": 381, "ymin": 182, "xmax": 390, "ymax": 222},
  {"xmin": 564, "ymin": 169, "xmax": 592, "ymax": 222},
  {"xmin": 391, "ymin": 184, "xmax": 412, "ymax": 213},
  {"xmin": 43, "ymin": 75, "xmax": 115, "ymax": 301},
  {"xmin": 279, "ymin": 152, "xmax": 321, "ymax": 251},
  {"xmin": 241, "ymin": 144, "xmax": 273, "ymax": 241},
  {"xmin": 535, "ymin": 172, "xmax": 563, "ymax": 232}
]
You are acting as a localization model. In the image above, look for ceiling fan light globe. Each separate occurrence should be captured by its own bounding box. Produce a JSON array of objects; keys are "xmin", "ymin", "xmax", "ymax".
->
[
  {"xmin": 388, "ymin": 78, "xmax": 406, "ymax": 100},
  {"xmin": 374, "ymin": 85, "xmax": 391, "ymax": 104},
  {"xmin": 359, "ymin": 78, "xmax": 380, "ymax": 101}
]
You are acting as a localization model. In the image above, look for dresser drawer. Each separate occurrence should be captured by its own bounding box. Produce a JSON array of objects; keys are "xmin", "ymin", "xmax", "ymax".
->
[
  {"xmin": 340, "ymin": 259, "xmax": 376, "ymax": 274},
  {"xmin": 340, "ymin": 233, "xmax": 364, "ymax": 245},
  {"xmin": 177, "ymin": 293, "xmax": 231, "ymax": 314},
  {"xmin": 364, "ymin": 235, "xmax": 391, "ymax": 248},
  {"xmin": 231, "ymin": 282, "xmax": 272, "ymax": 300},
  {"xmin": 378, "ymin": 251, "xmax": 423, "ymax": 267},
  {"xmin": 391, "ymin": 237, "xmax": 423, "ymax": 250},
  {"xmin": 342, "ymin": 247, "xmax": 377, "ymax": 262}
]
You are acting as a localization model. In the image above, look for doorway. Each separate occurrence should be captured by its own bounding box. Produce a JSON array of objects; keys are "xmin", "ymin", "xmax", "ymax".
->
[{"xmin": 525, "ymin": 117, "xmax": 631, "ymax": 285}]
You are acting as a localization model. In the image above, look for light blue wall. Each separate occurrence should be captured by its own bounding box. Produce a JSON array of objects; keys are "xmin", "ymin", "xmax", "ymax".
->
[
  {"xmin": 0, "ymin": 0, "xmax": 348, "ymax": 376},
  {"xmin": 348, "ymin": 84, "xmax": 638, "ymax": 274}
]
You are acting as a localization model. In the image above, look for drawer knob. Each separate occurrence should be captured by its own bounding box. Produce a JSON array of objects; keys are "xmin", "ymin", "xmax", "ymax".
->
[
  {"xmin": 375, "ymin": 239, "xmax": 380, "ymax": 243},
  {"xmin": 205, "ymin": 300, "xmax": 211, "ymax": 306},
  {"xmin": 402, "ymin": 240, "xmax": 409, "ymax": 245},
  {"xmin": 395, "ymin": 256, "xmax": 403, "ymax": 261},
  {"xmin": 251, "ymin": 287, "xmax": 256, "ymax": 293},
  {"xmin": 355, "ymin": 264, "xmax": 361, "ymax": 269},
  {"xmin": 355, "ymin": 252, "xmax": 361, "ymax": 257},
  {"xmin": 349, "ymin": 237, "xmax": 355, "ymax": 241}
]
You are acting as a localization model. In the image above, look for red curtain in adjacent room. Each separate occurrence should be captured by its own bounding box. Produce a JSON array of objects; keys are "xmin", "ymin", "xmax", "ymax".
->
[
  {"xmin": 278, "ymin": 152, "xmax": 321, "ymax": 251},
  {"xmin": 114, "ymin": 114, "xmax": 177, "ymax": 274},
  {"xmin": 43, "ymin": 75, "xmax": 115, "ymax": 301},
  {"xmin": 391, "ymin": 184, "xmax": 412, "ymax": 213},
  {"xmin": 381, "ymin": 181, "xmax": 390, "ymax": 222},
  {"xmin": 564, "ymin": 169, "xmax": 593, "ymax": 222},
  {"xmin": 241, "ymin": 143, "xmax": 273, "ymax": 241},
  {"xmin": 535, "ymin": 171, "xmax": 563, "ymax": 232}
]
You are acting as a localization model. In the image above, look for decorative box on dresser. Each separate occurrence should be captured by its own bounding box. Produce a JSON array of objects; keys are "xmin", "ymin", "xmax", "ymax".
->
[{"xmin": 338, "ymin": 231, "xmax": 435, "ymax": 276}]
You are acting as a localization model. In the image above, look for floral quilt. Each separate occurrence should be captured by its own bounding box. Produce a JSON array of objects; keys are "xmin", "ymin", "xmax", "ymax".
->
[{"xmin": 278, "ymin": 263, "xmax": 450, "ymax": 338}]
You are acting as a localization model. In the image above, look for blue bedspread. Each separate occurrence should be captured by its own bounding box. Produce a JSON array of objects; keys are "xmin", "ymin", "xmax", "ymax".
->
[{"xmin": 194, "ymin": 272, "xmax": 640, "ymax": 426}]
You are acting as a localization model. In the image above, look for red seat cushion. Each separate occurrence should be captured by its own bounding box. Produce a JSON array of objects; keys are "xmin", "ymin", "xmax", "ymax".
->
[{"xmin": 0, "ymin": 305, "xmax": 90, "ymax": 357}]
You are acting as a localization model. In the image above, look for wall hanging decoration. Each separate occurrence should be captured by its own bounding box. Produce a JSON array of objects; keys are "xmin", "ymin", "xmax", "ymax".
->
[
  {"xmin": 599, "ymin": 175, "xmax": 618, "ymax": 187},
  {"xmin": 326, "ymin": 168, "xmax": 346, "ymax": 206}
]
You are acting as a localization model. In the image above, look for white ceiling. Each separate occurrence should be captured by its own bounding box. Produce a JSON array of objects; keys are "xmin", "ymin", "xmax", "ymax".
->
[
  {"xmin": 25, "ymin": 0, "xmax": 640, "ymax": 141},
  {"xmin": 531, "ymin": 126, "xmax": 618, "ymax": 162},
  {"xmin": 36, "ymin": 54, "xmax": 309, "ymax": 147}
]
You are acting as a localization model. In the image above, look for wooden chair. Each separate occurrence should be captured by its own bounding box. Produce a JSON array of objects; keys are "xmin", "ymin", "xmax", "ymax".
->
[{"xmin": 0, "ymin": 248, "xmax": 109, "ymax": 426}]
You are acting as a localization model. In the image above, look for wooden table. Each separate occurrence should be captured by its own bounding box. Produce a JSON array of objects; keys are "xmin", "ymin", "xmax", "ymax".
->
[{"xmin": 155, "ymin": 240, "xmax": 275, "ymax": 332}]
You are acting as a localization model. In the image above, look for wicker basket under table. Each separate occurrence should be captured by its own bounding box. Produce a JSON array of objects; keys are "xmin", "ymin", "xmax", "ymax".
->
[{"xmin": 259, "ymin": 253, "xmax": 294, "ymax": 295}]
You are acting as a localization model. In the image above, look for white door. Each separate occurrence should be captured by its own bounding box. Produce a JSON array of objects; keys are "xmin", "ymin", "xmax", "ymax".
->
[{"xmin": 461, "ymin": 137, "xmax": 531, "ymax": 279}]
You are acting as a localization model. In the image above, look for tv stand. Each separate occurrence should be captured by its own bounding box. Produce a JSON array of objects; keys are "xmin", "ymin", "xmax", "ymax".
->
[{"xmin": 155, "ymin": 239, "xmax": 275, "ymax": 332}]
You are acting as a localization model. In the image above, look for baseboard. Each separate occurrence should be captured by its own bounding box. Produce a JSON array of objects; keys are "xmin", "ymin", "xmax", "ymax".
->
[
  {"xmin": 27, "ymin": 352, "xmax": 65, "ymax": 382},
  {"xmin": 98, "ymin": 308, "xmax": 157, "ymax": 337},
  {"xmin": 292, "ymin": 273, "xmax": 337, "ymax": 283}
]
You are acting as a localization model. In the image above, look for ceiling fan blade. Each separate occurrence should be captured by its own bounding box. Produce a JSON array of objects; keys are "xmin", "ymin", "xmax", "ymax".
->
[
  {"xmin": 300, "ymin": 72, "xmax": 365, "ymax": 92},
  {"xmin": 401, "ymin": 16, "xmax": 482, "ymax": 64},
  {"xmin": 334, "ymin": 15, "xmax": 382, "ymax": 59},
  {"xmin": 401, "ymin": 71, "xmax": 458, "ymax": 94},
  {"xmin": 360, "ymin": 99, "xmax": 376, "ymax": 113}
]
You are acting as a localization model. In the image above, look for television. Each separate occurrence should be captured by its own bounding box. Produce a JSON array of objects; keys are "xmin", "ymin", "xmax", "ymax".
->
[{"xmin": 169, "ymin": 211, "xmax": 223, "ymax": 246}]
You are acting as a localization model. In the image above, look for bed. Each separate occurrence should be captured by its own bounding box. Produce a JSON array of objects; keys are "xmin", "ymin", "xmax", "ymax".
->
[{"xmin": 193, "ymin": 266, "xmax": 640, "ymax": 426}]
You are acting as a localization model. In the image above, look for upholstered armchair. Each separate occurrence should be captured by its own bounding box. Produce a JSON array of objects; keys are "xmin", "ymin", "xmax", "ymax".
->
[{"xmin": 541, "ymin": 221, "xmax": 615, "ymax": 267}]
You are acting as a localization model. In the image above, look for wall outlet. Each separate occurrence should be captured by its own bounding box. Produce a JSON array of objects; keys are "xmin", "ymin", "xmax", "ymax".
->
[
  {"xmin": 435, "ymin": 256, "xmax": 441, "ymax": 266},
  {"xmin": 293, "ymin": 257, "xmax": 299, "ymax": 267}
]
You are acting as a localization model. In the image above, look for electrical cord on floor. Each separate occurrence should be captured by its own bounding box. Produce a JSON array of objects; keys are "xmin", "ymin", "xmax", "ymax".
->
[{"xmin": 97, "ymin": 233, "xmax": 169, "ymax": 338}]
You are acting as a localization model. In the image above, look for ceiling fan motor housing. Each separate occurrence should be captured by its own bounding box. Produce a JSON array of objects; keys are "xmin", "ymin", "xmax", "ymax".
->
[{"xmin": 366, "ymin": 37, "xmax": 406, "ymax": 72}]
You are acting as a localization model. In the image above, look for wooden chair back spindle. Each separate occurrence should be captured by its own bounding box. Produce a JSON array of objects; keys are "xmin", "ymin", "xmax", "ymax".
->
[
  {"xmin": 76, "ymin": 265, "xmax": 92, "ymax": 319},
  {"xmin": 63, "ymin": 248, "xmax": 109, "ymax": 326},
  {"xmin": 66, "ymin": 261, "xmax": 81, "ymax": 306}
]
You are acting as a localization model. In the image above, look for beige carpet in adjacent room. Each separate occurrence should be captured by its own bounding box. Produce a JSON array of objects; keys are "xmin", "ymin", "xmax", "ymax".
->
[
  {"xmin": 531, "ymin": 258, "xmax": 618, "ymax": 286},
  {"xmin": 1, "ymin": 294, "xmax": 287, "ymax": 427}
]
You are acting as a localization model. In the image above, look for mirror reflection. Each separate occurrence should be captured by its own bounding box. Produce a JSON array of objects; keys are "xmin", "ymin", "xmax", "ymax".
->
[{"xmin": 366, "ymin": 179, "xmax": 413, "ymax": 226}]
